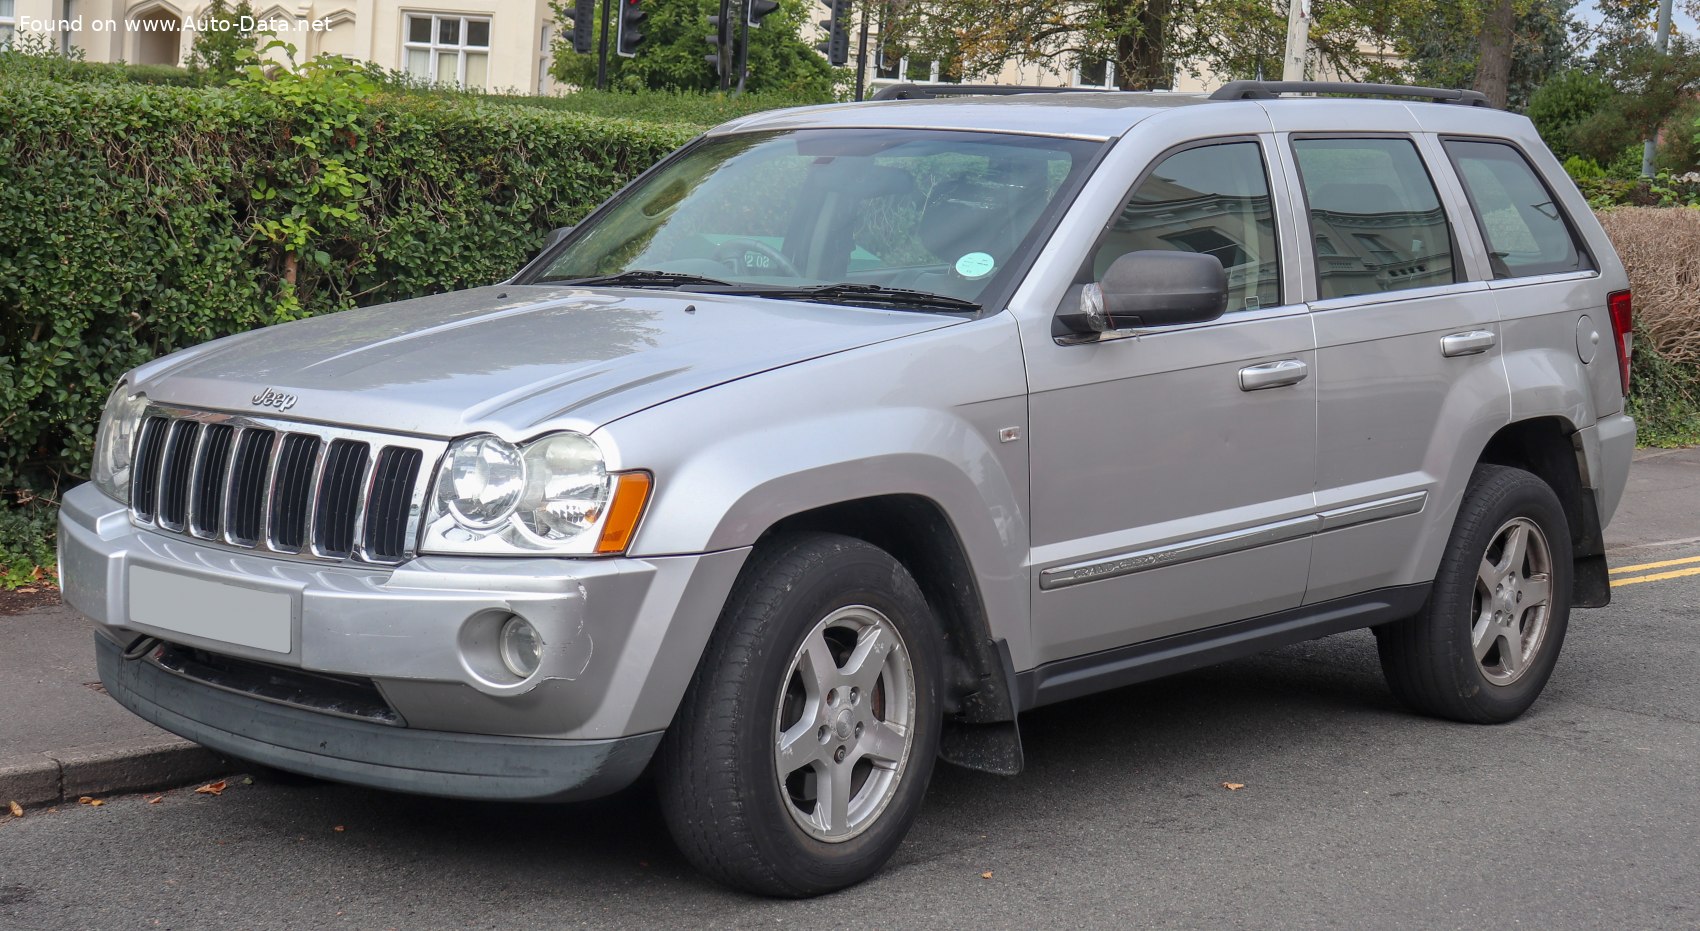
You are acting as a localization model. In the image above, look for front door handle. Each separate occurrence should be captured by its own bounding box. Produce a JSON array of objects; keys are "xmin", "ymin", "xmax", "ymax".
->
[
  {"xmin": 1441, "ymin": 330, "xmax": 1496, "ymax": 357},
  {"xmin": 1239, "ymin": 359, "xmax": 1308, "ymax": 391}
]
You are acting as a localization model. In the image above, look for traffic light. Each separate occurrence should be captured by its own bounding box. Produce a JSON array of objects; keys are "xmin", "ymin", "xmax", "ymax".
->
[
  {"xmin": 562, "ymin": 0, "xmax": 595, "ymax": 54},
  {"xmin": 816, "ymin": 0, "xmax": 850, "ymax": 67},
  {"xmin": 704, "ymin": 0, "xmax": 731, "ymax": 81},
  {"xmin": 616, "ymin": 0, "xmax": 645, "ymax": 57},
  {"xmin": 746, "ymin": 0, "xmax": 780, "ymax": 28}
]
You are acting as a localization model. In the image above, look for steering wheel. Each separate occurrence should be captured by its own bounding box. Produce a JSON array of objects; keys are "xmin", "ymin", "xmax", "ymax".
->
[{"xmin": 713, "ymin": 238, "xmax": 803, "ymax": 278}]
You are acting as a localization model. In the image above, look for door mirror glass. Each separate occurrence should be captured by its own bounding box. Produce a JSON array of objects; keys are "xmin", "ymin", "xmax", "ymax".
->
[{"xmin": 1056, "ymin": 250, "xmax": 1228, "ymax": 336}]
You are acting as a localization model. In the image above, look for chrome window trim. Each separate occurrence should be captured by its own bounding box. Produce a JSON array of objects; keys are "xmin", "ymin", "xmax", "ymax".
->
[
  {"xmin": 128, "ymin": 404, "xmax": 447, "ymax": 567},
  {"xmin": 1039, "ymin": 491, "xmax": 1428, "ymax": 590}
]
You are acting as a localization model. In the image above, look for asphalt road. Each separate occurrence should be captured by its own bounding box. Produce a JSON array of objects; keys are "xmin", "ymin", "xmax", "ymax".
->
[{"xmin": 4, "ymin": 464, "xmax": 1699, "ymax": 929}]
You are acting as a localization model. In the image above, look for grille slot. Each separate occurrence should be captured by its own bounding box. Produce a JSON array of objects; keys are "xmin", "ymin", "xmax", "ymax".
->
[
  {"xmin": 131, "ymin": 417, "xmax": 170, "ymax": 521},
  {"xmin": 312, "ymin": 439, "xmax": 370, "ymax": 559},
  {"xmin": 363, "ymin": 447, "xmax": 423, "ymax": 562},
  {"xmin": 226, "ymin": 429, "xmax": 276, "ymax": 546},
  {"xmin": 269, "ymin": 434, "xmax": 321, "ymax": 552},
  {"xmin": 190, "ymin": 424, "xmax": 236, "ymax": 537},
  {"xmin": 129, "ymin": 406, "xmax": 437, "ymax": 565},
  {"xmin": 155, "ymin": 420, "xmax": 202, "ymax": 532}
]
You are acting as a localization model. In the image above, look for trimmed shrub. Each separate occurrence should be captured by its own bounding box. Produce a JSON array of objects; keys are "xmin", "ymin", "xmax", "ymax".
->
[
  {"xmin": 1598, "ymin": 207, "xmax": 1700, "ymax": 446},
  {"xmin": 1527, "ymin": 69, "xmax": 1618, "ymax": 162},
  {"xmin": 0, "ymin": 70, "xmax": 696, "ymax": 533}
]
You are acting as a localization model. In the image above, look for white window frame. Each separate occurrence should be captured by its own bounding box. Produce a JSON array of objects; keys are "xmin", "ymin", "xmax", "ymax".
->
[
  {"xmin": 1070, "ymin": 58, "xmax": 1116, "ymax": 89},
  {"xmin": 538, "ymin": 22, "xmax": 553, "ymax": 95},
  {"xmin": 868, "ymin": 45, "xmax": 951, "ymax": 87},
  {"xmin": 0, "ymin": 0, "xmax": 17, "ymax": 50},
  {"xmin": 401, "ymin": 12, "xmax": 492, "ymax": 87}
]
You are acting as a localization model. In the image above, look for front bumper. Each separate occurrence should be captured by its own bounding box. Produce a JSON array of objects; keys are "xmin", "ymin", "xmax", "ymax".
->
[
  {"xmin": 59, "ymin": 483, "xmax": 748, "ymax": 796},
  {"xmin": 97, "ymin": 633, "xmax": 660, "ymax": 801}
]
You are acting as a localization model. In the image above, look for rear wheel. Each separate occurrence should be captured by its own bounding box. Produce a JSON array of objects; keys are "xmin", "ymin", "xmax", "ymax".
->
[
  {"xmin": 1377, "ymin": 465, "xmax": 1573, "ymax": 723},
  {"xmin": 656, "ymin": 533, "xmax": 941, "ymax": 897}
]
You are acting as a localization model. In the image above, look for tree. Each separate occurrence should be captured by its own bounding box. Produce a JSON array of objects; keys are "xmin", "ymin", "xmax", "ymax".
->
[
  {"xmin": 1526, "ymin": 68, "xmax": 1618, "ymax": 159},
  {"xmin": 885, "ymin": 0, "xmax": 1402, "ymax": 92},
  {"xmin": 185, "ymin": 0, "xmax": 262, "ymax": 83},
  {"xmin": 1398, "ymin": 0, "xmax": 1572, "ymax": 110},
  {"xmin": 548, "ymin": 0, "xmax": 838, "ymax": 97},
  {"xmin": 1571, "ymin": 32, "xmax": 1700, "ymax": 166}
]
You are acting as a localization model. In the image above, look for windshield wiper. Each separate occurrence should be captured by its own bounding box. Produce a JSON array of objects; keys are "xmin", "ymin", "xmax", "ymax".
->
[
  {"xmin": 711, "ymin": 283, "xmax": 981, "ymax": 314},
  {"xmin": 543, "ymin": 270, "xmax": 737, "ymax": 289}
]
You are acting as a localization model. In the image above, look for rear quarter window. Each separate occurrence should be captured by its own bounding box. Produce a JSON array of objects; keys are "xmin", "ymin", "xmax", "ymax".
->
[{"xmin": 1443, "ymin": 139, "xmax": 1591, "ymax": 279}]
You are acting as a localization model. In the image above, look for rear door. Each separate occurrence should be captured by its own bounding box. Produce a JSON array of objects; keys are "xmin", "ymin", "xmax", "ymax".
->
[{"xmin": 1277, "ymin": 124, "xmax": 1511, "ymax": 604}]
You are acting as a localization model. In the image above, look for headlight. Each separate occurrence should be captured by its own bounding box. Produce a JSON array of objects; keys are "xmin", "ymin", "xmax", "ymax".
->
[
  {"xmin": 423, "ymin": 431, "xmax": 651, "ymax": 556},
  {"xmin": 436, "ymin": 435, "xmax": 525, "ymax": 528},
  {"xmin": 92, "ymin": 383, "xmax": 149, "ymax": 505}
]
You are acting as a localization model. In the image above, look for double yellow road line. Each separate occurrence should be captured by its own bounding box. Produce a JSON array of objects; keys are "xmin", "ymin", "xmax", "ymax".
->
[{"xmin": 1610, "ymin": 554, "xmax": 1700, "ymax": 588}]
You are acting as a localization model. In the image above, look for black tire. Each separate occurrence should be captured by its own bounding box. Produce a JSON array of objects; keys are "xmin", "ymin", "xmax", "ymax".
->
[
  {"xmin": 1377, "ymin": 464, "xmax": 1573, "ymax": 724},
  {"xmin": 655, "ymin": 533, "xmax": 942, "ymax": 897}
]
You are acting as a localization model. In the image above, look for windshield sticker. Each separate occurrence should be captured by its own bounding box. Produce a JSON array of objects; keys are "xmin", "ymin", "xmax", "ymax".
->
[{"xmin": 955, "ymin": 252, "xmax": 996, "ymax": 279}]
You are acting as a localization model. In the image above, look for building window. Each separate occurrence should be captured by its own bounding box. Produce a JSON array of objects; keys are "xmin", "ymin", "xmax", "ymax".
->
[
  {"xmin": 0, "ymin": 0, "xmax": 16, "ymax": 49},
  {"xmin": 1073, "ymin": 55, "xmax": 1115, "ymax": 88},
  {"xmin": 871, "ymin": 46, "xmax": 955, "ymax": 85},
  {"xmin": 403, "ymin": 13, "xmax": 491, "ymax": 87},
  {"xmin": 538, "ymin": 23, "xmax": 553, "ymax": 95}
]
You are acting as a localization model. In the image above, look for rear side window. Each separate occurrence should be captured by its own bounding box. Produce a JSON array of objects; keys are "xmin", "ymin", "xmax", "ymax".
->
[
  {"xmin": 1089, "ymin": 141, "xmax": 1281, "ymax": 312},
  {"xmin": 1444, "ymin": 139, "xmax": 1591, "ymax": 279},
  {"xmin": 1292, "ymin": 138, "xmax": 1456, "ymax": 300}
]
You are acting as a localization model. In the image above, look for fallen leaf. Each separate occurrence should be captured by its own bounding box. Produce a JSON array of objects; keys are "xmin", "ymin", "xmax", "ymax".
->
[
  {"xmin": 7, "ymin": 800, "xmax": 22, "ymax": 818},
  {"xmin": 241, "ymin": 776, "xmax": 254, "ymax": 786},
  {"xmin": 77, "ymin": 796, "xmax": 104, "ymax": 806},
  {"xmin": 981, "ymin": 871, "xmax": 994, "ymax": 880},
  {"xmin": 147, "ymin": 796, "xmax": 164, "ymax": 805},
  {"xmin": 333, "ymin": 825, "xmax": 345, "ymax": 832},
  {"xmin": 1222, "ymin": 782, "xmax": 1245, "ymax": 791},
  {"xmin": 194, "ymin": 780, "xmax": 227, "ymax": 796}
]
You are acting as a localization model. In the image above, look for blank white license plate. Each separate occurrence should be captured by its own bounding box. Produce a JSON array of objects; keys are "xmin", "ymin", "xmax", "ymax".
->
[{"xmin": 128, "ymin": 566, "xmax": 293, "ymax": 654}]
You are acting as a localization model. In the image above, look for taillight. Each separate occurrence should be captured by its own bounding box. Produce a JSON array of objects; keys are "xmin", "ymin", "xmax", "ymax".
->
[{"xmin": 1607, "ymin": 290, "xmax": 1633, "ymax": 396}]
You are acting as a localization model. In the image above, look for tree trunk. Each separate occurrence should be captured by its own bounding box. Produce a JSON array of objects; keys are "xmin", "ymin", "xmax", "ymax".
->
[
  {"xmin": 1116, "ymin": 0, "xmax": 1173, "ymax": 89},
  {"xmin": 1473, "ymin": 0, "xmax": 1516, "ymax": 109}
]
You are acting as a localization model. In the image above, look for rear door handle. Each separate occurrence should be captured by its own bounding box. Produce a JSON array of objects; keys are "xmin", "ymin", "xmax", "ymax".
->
[
  {"xmin": 1441, "ymin": 330, "xmax": 1496, "ymax": 357},
  {"xmin": 1238, "ymin": 359, "xmax": 1308, "ymax": 391}
]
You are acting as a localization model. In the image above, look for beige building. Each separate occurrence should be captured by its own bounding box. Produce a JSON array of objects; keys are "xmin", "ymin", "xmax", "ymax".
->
[{"xmin": 2, "ymin": 0, "xmax": 558, "ymax": 93}]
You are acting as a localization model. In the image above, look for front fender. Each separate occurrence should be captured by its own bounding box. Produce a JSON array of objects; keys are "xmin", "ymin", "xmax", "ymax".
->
[{"xmin": 595, "ymin": 314, "xmax": 1035, "ymax": 667}]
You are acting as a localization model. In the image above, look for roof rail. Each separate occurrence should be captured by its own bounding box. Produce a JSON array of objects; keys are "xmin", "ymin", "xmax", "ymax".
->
[
  {"xmin": 1209, "ymin": 81, "xmax": 1492, "ymax": 108},
  {"xmin": 870, "ymin": 83, "xmax": 1112, "ymax": 101}
]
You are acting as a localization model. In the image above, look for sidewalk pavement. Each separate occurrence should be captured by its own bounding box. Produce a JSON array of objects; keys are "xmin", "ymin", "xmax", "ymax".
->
[{"xmin": 4, "ymin": 447, "xmax": 1697, "ymax": 811}]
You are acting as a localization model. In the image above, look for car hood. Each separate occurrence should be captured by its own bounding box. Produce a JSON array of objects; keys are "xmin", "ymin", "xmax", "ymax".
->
[{"xmin": 130, "ymin": 285, "xmax": 963, "ymax": 438}]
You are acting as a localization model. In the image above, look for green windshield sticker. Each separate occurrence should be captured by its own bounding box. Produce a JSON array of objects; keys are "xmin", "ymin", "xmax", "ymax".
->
[{"xmin": 955, "ymin": 252, "xmax": 995, "ymax": 279}]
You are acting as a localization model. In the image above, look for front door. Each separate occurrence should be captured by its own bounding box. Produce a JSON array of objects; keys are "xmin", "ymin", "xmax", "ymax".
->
[{"xmin": 1023, "ymin": 137, "xmax": 1319, "ymax": 665}]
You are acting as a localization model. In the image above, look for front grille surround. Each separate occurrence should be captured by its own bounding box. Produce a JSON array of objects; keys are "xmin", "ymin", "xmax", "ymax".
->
[{"xmin": 128, "ymin": 405, "xmax": 446, "ymax": 566}]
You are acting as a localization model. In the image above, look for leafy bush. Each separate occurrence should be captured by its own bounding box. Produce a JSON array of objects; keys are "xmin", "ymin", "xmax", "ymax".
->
[
  {"xmin": 0, "ymin": 35, "xmax": 203, "ymax": 85},
  {"xmin": 1527, "ymin": 69, "xmax": 1618, "ymax": 161},
  {"xmin": 0, "ymin": 501, "xmax": 58, "ymax": 589},
  {"xmin": 0, "ymin": 68, "xmax": 696, "ymax": 581}
]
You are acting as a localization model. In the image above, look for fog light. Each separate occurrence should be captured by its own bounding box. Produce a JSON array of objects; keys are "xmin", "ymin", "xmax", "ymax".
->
[{"xmin": 499, "ymin": 615, "xmax": 543, "ymax": 678}]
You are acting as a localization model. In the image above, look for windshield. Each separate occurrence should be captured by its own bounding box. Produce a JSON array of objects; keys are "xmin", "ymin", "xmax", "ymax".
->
[{"xmin": 530, "ymin": 128, "xmax": 1101, "ymax": 308}]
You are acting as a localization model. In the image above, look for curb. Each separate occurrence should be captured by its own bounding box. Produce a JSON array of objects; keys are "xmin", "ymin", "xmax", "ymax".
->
[{"xmin": 1, "ymin": 737, "xmax": 229, "ymax": 809}]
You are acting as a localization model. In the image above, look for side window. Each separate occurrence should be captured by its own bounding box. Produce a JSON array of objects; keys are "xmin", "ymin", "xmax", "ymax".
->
[
  {"xmin": 1292, "ymin": 138, "xmax": 1456, "ymax": 300},
  {"xmin": 1444, "ymin": 139, "xmax": 1591, "ymax": 278},
  {"xmin": 1090, "ymin": 141, "xmax": 1280, "ymax": 312}
]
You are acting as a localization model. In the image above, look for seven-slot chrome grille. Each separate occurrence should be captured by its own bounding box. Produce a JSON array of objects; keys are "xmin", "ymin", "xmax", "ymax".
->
[{"xmin": 128, "ymin": 406, "xmax": 446, "ymax": 565}]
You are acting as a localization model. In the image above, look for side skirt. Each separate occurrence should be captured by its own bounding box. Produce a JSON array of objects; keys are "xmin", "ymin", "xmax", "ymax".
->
[{"xmin": 1014, "ymin": 583, "xmax": 1432, "ymax": 711}]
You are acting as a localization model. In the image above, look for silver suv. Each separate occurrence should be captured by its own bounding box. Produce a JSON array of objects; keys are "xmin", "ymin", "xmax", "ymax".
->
[{"xmin": 60, "ymin": 81, "xmax": 1637, "ymax": 896}]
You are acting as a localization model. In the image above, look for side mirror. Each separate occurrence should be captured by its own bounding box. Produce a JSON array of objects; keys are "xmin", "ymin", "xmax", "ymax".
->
[
  {"xmin": 541, "ymin": 225, "xmax": 575, "ymax": 253},
  {"xmin": 1056, "ymin": 250, "xmax": 1228, "ymax": 337}
]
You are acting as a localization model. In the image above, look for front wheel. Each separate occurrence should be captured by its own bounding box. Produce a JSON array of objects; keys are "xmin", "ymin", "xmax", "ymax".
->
[
  {"xmin": 1376, "ymin": 464, "xmax": 1573, "ymax": 723},
  {"xmin": 655, "ymin": 533, "xmax": 942, "ymax": 897}
]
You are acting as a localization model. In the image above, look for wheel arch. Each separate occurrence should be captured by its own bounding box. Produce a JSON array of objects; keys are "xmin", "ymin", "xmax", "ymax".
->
[{"xmin": 1475, "ymin": 415, "xmax": 1610, "ymax": 606}]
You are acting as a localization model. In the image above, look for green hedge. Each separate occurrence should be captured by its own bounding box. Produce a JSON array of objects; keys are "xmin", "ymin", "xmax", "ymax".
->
[{"xmin": 0, "ymin": 69, "xmax": 695, "ymax": 578}]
